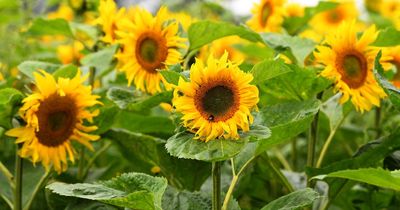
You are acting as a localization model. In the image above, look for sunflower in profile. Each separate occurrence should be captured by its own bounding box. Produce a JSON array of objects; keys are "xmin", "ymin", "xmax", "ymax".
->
[
  {"xmin": 96, "ymin": 0, "xmax": 126, "ymax": 44},
  {"xmin": 384, "ymin": 46, "xmax": 400, "ymax": 88},
  {"xmin": 309, "ymin": 1, "xmax": 360, "ymax": 34},
  {"xmin": 246, "ymin": 0, "xmax": 285, "ymax": 32},
  {"xmin": 173, "ymin": 52, "xmax": 259, "ymax": 142},
  {"xmin": 115, "ymin": 7, "xmax": 186, "ymax": 94},
  {"xmin": 6, "ymin": 70, "xmax": 101, "ymax": 173},
  {"xmin": 314, "ymin": 21, "xmax": 389, "ymax": 112},
  {"xmin": 199, "ymin": 36, "xmax": 245, "ymax": 63}
]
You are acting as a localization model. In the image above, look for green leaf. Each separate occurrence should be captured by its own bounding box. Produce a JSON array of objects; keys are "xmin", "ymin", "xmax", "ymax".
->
[
  {"xmin": 159, "ymin": 68, "xmax": 187, "ymax": 86},
  {"xmin": 112, "ymin": 111, "xmax": 175, "ymax": 135},
  {"xmin": 25, "ymin": 18, "xmax": 73, "ymax": 37},
  {"xmin": 52, "ymin": 64, "xmax": 78, "ymax": 79},
  {"xmin": 256, "ymin": 99, "xmax": 321, "ymax": 154},
  {"xmin": 0, "ymin": 88, "xmax": 23, "ymax": 128},
  {"xmin": 166, "ymin": 131, "xmax": 247, "ymax": 162},
  {"xmin": 313, "ymin": 168, "xmax": 400, "ymax": 191},
  {"xmin": 69, "ymin": 22, "xmax": 99, "ymax": 41},
  {"xmin": 105, "ymin": 129, "xmax": 210, "ymax": 191},
  {"xmin": 373, "ymin": 27, "xmax": 400, "ymax": 46},
  {"xmin": 251, "ymin": 59, "xmax": 292, "ymax": 85},
  {"xmin": 18, "ymin": 61, "xmax": 60, "ymax": 79},
  {"xmin": 262, "ymin": 34, "xmax": 315, "ymax": 66},
  {"xmin": 188, "ymin": 20, "xmax": 264, "ymax": 50},
  {"xmin": 106, "ymin": 87, "xmax": 173, "ymax": 112},
  {"xmin": 320, "ymin": 94, "xmax": 343, "ymax": 131},
  {"xmin": 47, "ymin": 172, "xmax": 167, "ymax": 210},
  {"xmin": 261, "ymin": 188, "xmax": 319, "ymax": 210},
  {"xmin": 92, "ymin": 105, "xmax": 118, "ymax": 135},
  {"xmin": 373, "ymin": 51, "xmax": 400, "ymax": 110},
  {"xmin": 81, "ymin": 45, "xmax": 118, "ymax": 75}
]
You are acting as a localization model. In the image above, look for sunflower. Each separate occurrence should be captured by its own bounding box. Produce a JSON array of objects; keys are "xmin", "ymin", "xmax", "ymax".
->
[
  {"xmin": 384, "ymin": 46, "xmax": 400, "ymax": 88},
  {"xmin": 246, "ymin": 0, "xmax": 285, "ymax": 32},
  {"xmin": 198, "ymin": 36, "xmax": 245, "ymax": 63},
  {"xmin": 379, "ymin": 0, "xmax": 400, "ymax": 29},
  {"xmin": 47, "ymin": 4, "xmax": 74, "ymax": 21},
  {"xmin": 309, "ymin": 1, "xmax": 360, "ymax": 34},
  {"xmin": 173, "ymin": 52, "xmax": 259, "ymax": 142},
  {"xmin": 115, "ymin": 7, "xmax": 186, "ymax": 94},
  {"xmin": 284, "ymin": 3, "xmax": 304, "ymax": 17},
  {"xmin": 57, "ymin": 41, "xmax": 84, "ymax": 64},
  {"xmin": 165, "ymin": 9, "xmax": 196, "ymax": 32},
  {"xmin": 314, "ymin": 21, "xmax": 389, "ymax": 112},
  {"xmin": 6, "ymin": 70, "xmax": 101, "ymax": 173},
  {"xmin": 96, "ymin": 0, "xmax": 126, "ymax": 44}
]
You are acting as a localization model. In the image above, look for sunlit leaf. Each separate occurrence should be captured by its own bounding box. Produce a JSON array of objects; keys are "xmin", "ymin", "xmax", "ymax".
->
[{"xmin": 261, "ymin": 188, "xmax": 319, "ymax": 210}]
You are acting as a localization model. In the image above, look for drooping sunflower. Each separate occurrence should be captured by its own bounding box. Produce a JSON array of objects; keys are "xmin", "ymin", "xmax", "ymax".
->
[
  {"xmin": 96, "ymin": 0, "xmax": 126, "ymax": 44},
  {"xmin": 173, "ymin": 52, "xmax": 259, "ymax": 142},
  {"xmin": 314, "ymin": 21, "xmax": 389, "ymax": 112},
  {"xmin": 309, "ymin": 1, "xmax": 360, "ymax": 34},
  {"xmin": 115, "ymin": 7, "xmax": 186, "ymax": 94},
  {"xmin": 246, "ymin": 0, "xmax": 286, "ymax": 32},
  {"xmin": 6, "ymin": 70, "xmax": 101, "ymax": 173},
  {"xmin": 198, "ymin": 36, "xmax": 245, "ymax": 63}
]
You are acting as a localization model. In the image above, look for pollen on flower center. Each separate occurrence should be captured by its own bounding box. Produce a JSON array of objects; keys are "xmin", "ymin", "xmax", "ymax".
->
[
  {"xmin": 195, "ymin": 82, "xmax": 240, "ymax": 122},
  {"xmin": 338, "ymin": 52, "xmax": 368, "ymax": 89},
  {"xmin": 135, "ymin": 32, "xmax": 168, "ymax": 73},
  {"xmin": 35, "ymin": 94, "xmax": 77, "ymax": 147},
  {"xmin": 260, "ymin": 2, "xmax": 272, "ymax": 27}
]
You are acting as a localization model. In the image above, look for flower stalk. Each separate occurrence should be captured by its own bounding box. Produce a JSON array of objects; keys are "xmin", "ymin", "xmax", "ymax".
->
[{"xmin": 212, "ymin": 161, "xmax": 221, "ymax": 210}]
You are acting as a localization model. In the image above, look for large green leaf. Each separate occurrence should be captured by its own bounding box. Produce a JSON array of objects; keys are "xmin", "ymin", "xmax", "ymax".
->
[
  {"xmin": 258, "ymin": 65, "xmax": 330, "ymax": 105},
  {"xmin": 52, "ymin": 64, "xmax": 78, "ymax": 80},
  {"xmin": 188, "ymin": 20, "xmax": 264, "ymax": 50},
  {"xmin": 106, "ymin": 87, "xmax": 173, "ymax": 112},
  {"xmin": 81, "ymin": 45, "xmax": 119, "ymax": 75},
  {"xmin": 256, "ymin": 99, "xmax": 320, "ymax": 154},
  {"xmin": 373, "ymin": 51, "xmax": 400, "ymax": 110},
  {"xmin": 251, "ymin": 59, "xmax": 292, "ymax": 85},
  {"xmin": 47, "ymin": 172, "xmax": 167, "ymax": 210},
  {"xmin": 313, "ymin": 168, "xmax": 400, "ymax": 191},
  {"xmin": 166, "ymin": 131, "xmax": 247, "ymax": 162},
  {"xmin": 0, "ymin": 88, "xmax": 23, "ymax": 128},
  {"xmin": 373, "ymin": 27, "xmax": 400, "ymax": 47},
  {"xmin": 18, "ymin": 61, "xmax": 60, "ymax": 79},
  {"xmin": 112, "ymin": 111, "xmax": 174, "ymax": 135},
  {"xmin": 25, "ymin": 18, "xmax": 73, "ymax": 37},
  {"xmin": 105, "ymin": 129, "xmax": 210, "ymax": 191},
  {"xmin": 262, "ymin": 33, "xmax": 315, "ymax": 66},
  {"xmin": 261, "ymin": 188, "xmax": 319, "ymax": 210}
]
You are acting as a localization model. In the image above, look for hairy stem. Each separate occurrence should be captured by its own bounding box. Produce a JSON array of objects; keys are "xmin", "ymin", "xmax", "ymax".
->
[
  {"xmin": 212, "ymin": 161, "xmax": 221, "ymax": 210},
  {"xmin": 14, "ymin": 153, "xmax": 23, "ymax": 210}
]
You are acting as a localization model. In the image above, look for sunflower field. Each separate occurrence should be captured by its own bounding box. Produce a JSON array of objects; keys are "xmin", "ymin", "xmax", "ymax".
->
[{"xmin": 2, "ymin": 0, "xmax": 400, "ymax": 209}]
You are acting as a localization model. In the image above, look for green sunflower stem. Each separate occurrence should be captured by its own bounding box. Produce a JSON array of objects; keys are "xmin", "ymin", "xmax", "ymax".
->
[
  {"xmin": 14, "ymin": 150, "xmax": 23, "ymax": 210},
  {"xmin": 307, "ymin": 91, "xmax": 323, "ymax": 187},
  {"xmin": 264, "ymin": 153, "xmax": 294, "ymax": 193},
  {"xmin": 23, "ymin": 170, "xmax": 52, "ymax": 210},
  {"xmin": 0, "ymin": 161, "xmax": 14, "ymax": 189},
  {"xmin": 212, "ymin": 161, "xmax": 222, "ymax": 210}
]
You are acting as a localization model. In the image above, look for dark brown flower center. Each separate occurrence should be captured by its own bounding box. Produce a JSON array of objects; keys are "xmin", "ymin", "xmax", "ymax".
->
[
  {"xmin": 260, "ymin": 2, "xmax": 273, "ymax": 27},
  {"xmin": 326, "ymin": 9, "xmax": 343, "ymax": 24},
  {"xmin": 337, "ymin": 51, "xmax": 368, "ymax": 89},
  {"xmin": 194, "ymin": 81, "xmax": 240, "ymax": 122},
  {"xmin": 135, "ymin": 32, "xmax": 168, "ymax": 73},
  {"xmin": 35, "ymin": 94, "xmax": 77, "ymax": 147}
]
